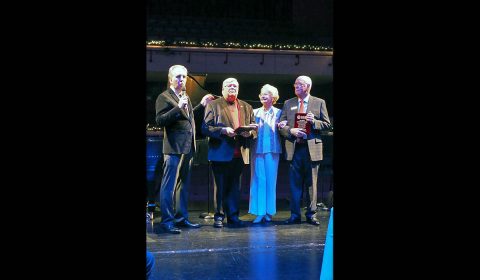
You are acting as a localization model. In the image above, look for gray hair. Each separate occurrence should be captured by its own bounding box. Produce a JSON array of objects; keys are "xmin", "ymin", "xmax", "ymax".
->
[
  {"xmin": 259, "ymin": 84, "xmax": 279, "ymax": 104},
  {"xmin": 296, "ymin": 75, "xmax": 312, "ymax": 92},
  {"xmin": 167, "ymin": 65, "xmax": 188, "ymax": 86},
  {"xmin": 222, "ymin": 77, "xmax": 239, "ymax": 88}
]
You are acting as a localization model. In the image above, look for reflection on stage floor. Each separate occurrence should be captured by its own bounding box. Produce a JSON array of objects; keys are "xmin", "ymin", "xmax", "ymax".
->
[{"xmin": 147, "ymin": 207, "xmax": 331, "ymax": 280}]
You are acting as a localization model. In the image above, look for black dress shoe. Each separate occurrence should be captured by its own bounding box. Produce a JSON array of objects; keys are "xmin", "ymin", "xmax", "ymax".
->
[
  {"xmin": 175, "ymin": 219, "xmax": 201, "ymax": 228},
  {"xmin": 283, "ymin": 216, "xmax": 301, "ymax": 225},
  {"xmin": 306, "ymin": 217, "xmax": 320, "ymax": 226},
  {"xmin": 227, "ymin": 218, "xmax": 245, "ymax": 227},
  {"xmin": 161, "ymin": 224, "xmax": 181, "ymax": 234},
  {"xmin": 213, "ymin": 220, "xmax": 223, "ymax": 228}
]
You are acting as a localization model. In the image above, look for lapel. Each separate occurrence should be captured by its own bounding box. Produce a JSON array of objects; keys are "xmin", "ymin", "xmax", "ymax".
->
[
  {"xmin": 220, "ymin": 98, "xmax": 235, "ymax": 127},
  {"xmin": 168, "ymin": 88, "xmax": 179, "ymax": 103},
  {"xmin": 308, "ymin": 96, "xmax": 319, "ymax": 117},
  {"xmin": 288, "ymin": 98, "xmax": 298, "ymax": 120},
  {"xmin": 238, "ymin": 100, "xmax": 245, "ymax": 126},
  {"xmin": 186, "ymin": 98, "xmax": 194, "ymax": 123},
  {"xmin": 272, "ymin": 106, "xmax": 281, "ymax": 119}
]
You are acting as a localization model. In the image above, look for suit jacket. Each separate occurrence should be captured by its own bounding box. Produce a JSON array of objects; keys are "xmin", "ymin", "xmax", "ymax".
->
[
  {"xmin": 250, "ymin": 106, "xmax": 283, "ymax": 155},
  {"xmin": 155, "ymin": 88, "xmax": 196, "ymax": 154},
  {"xmin": 279, "ymin": 95, "xmax": 331, "ymax": 161},
  {"xmin": 202, "ymin": 97, "xmax": 256, "ymax": 164}
]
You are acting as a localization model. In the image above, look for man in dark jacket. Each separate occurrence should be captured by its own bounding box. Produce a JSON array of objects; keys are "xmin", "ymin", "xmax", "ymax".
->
[{"xmin": 155, "ymin": 64, "xmax": 213, "ymax": 234}]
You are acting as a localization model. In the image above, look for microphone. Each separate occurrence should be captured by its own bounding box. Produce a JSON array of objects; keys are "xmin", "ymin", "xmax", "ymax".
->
[{"xmin": 180, "ymin": 85, "xmax": 188, "ymax": 110}]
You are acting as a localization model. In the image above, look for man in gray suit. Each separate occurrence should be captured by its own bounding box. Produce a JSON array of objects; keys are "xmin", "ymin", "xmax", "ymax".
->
[
  {"xmin": 279, "ymin": 75, "xmax": 332, "ymax": 226},
  {"xmin": 155, "ymin": 65, "xmax": 213, "ymax": 234},
  {"xmin": 202, "ymin": 78, "xmax": 257, "ymax": 228}
]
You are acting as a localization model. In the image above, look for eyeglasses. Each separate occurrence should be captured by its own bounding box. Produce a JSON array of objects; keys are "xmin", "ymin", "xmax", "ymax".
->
[{"xmin": 293, "ymin": 83, "xmax": 308, "ymax": 87}]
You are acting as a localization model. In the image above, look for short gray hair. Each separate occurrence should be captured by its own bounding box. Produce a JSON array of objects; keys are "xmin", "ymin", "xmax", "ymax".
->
[
  {"xmin": 259, "ymin": 84, "xmax": 279, "ymax": 104},
  {"xmin": 222, "ymin": 77, "xmax": 239, "ymax": 88},
  {"xmin": 167, "ymin": 65, "xmax": 187, "ymax": 83},
  {"xmin": 296, "ymin": 75, "xmax": 312, "ymax": 92}
]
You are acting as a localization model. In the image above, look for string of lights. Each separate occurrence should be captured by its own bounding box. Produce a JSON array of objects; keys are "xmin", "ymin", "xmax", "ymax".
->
[{"xmin": 147, "ymin": 40, "xmax": 333, "ymax": 52}]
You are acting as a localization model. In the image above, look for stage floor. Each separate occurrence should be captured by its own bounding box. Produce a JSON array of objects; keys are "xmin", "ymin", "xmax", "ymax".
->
[{"xmin": 147, "ymin": 207, "xmax": 331, "ymax": 280}]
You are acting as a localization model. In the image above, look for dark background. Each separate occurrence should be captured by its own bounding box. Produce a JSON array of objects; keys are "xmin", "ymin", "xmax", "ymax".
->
[
  {"xmin": 9, "ymin": 0, "xmax": 456, "ymax": 279},
  {"xmin": 145, "ymin": 0, "xmax": 335, "ymax": 208}
]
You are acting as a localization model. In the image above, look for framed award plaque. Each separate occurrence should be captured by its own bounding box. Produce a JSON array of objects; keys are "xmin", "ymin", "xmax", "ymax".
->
[{"xmin": 294, "ymin": 113, "xmax": 311, "ymax": 134}]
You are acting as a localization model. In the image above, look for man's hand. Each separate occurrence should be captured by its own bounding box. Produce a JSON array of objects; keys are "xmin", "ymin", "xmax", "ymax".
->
[
  {"xmin": 306, "ymin": 111, "xmax": 315, "ymax": 123},
  {"xmin": 221, "ymin": 127, "xmax": 236, "ymax": 137},
  {"xmin": 201, "ymin": 94, "xmax": 215, "ymax": 106},
  {"xmin": 290, "ymin": 128, "xmax": 307, "ymax": 139},
  {"xmin": 178, "ymin": 96, "xmax": 189, "ymax": 109},
  {"xmin": 277, "ymin": 120, "xmax": 287, "ymax": 128}
]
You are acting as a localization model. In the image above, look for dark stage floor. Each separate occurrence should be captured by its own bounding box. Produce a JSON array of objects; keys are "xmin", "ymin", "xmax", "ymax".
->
[{"xmin": 146, "ymin": 205, "xmax": 331, "ymax": 280}]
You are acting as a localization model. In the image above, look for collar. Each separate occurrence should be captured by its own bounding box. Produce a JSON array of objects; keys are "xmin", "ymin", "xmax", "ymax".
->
[
  {"xmin": 297, "ymin": 94, "xmax": 310, "ymax": 103},
  {"xmin": 169, "ymin": 86, "xmax": 182, "ymax": 98},
  {"xmin": 225, "ymin": 97, "xmax": 238, "ymax": 106},
  {"xmin": 262, "ymin": 106, "xmax": 274, "ymax": 114}
]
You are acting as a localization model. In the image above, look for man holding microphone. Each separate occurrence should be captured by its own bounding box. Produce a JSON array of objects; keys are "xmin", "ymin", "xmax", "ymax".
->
[{"xmin": 155, "ymin": 64, "xmax": 213, "ymax": 234}]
